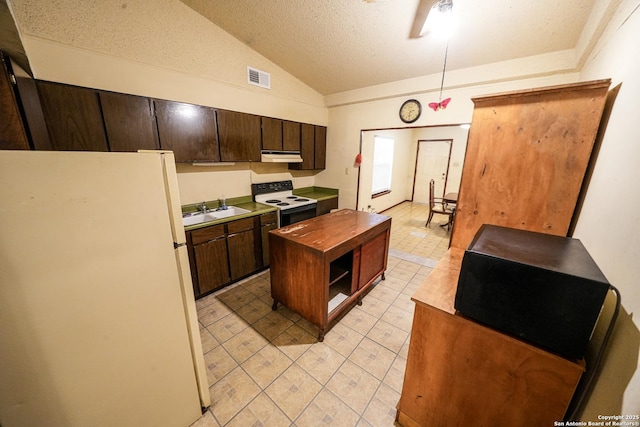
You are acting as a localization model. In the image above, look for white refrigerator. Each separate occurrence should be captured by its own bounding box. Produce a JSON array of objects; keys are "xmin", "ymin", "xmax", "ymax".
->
[{"xmin": 0, "ymin": 150, "xmax": 210, "ymax": 427}]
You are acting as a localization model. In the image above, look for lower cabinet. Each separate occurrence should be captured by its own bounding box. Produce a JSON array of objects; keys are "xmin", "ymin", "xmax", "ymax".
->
[
  {"xmin": 227, "ymin": 218, "xmax": 257, "ymax": 280},
  {"xmin": 189, "ymin": 225, "xmax": 230, "ymax": 296},
  {"xmin": 316, "ymin": 197, "xmax": 338, "ymax": 216},
  {"xmin": 187, "ymin": 212, "xmax": 275, "ymax": 298},
  {"xmin": 259, "ymin": 212, "xmax": 278, "ymax": 267}
]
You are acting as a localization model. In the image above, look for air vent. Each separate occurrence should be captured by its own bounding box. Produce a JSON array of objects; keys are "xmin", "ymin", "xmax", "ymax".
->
[{"xmin": 247, "ymin": 67, "xmax": 271, "ymax": 89}]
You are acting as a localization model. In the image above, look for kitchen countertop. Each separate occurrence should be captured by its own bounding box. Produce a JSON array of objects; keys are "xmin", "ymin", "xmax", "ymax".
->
[
  {"xmin": 293, "ymin": 186, "xmax": 338, "ymax": 201},
  {"xmin": 181, "ymin": 187, "xmax": 338, "ymax": 231}
]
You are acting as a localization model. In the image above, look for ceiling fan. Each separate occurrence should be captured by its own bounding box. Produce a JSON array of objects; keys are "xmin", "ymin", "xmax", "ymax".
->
[{"xmin": 409, "ymin": 0, "xmax": 453, "ymax": 39}]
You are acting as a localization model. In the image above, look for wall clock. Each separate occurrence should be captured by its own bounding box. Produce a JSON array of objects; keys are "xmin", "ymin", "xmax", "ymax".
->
[{"xmin": 399, "ymin": 99, "xmax": 422, "ymax": 123}]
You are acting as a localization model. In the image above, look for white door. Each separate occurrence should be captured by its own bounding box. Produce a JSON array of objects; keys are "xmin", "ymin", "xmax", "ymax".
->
[{"xmin": 413, "ymin": 140, "xmax": 452, "ymax": 204}]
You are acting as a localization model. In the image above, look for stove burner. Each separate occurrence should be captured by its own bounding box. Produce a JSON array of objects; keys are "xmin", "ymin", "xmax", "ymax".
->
[
  {"xmin": 286, "ymin": 196, "xmax": 298, "ymax": 199},
  {"xmin": 277, "ymin": 202, "xmax": 290, "ymax": 206},
  {"xmin": 294, "ymin": 198, "xmax": 309, "ymax": 202},
  {"xmin": 266, "ymin": 199, "xmax": 282, "ymax": 203}
]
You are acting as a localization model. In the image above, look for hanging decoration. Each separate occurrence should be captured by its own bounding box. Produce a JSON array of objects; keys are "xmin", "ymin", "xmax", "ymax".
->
[{"xmin": 428, "ymin": 40, "xmax": 451, "ymax": 111}]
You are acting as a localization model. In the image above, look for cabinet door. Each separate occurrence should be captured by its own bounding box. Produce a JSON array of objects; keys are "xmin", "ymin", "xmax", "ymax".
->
[
  {"xmin": 228, "ymin": 229, "xmax": 257, "ymax": 280},
  {"xmin": 283, "ymin": 120, "xmax": 301, "ymax": 152},
  {"xmin": 261, "ymin": 117, "xmax": 282, "ymax": 151},
  {"xmin": 314, "ymin": 125, "xmax": 327, "ymax": 169},
  {"xmin": 194, "ymin": 236, "xmax": 230, "ymax": 295},
  {"xmin": 155, "ymin": 99, "xmax": 220, "ymax": 162},
  {"xmin": 261, "ymin": 222, "xmax": 277, "ymax": 267},
  {"xmin": 290, "ymin": 123, "xmax": 315, "ymax": 170},
  {"xmin": 99, "ymin": 92, "xmax": 160, "ymax": 151},
  {"xmin": 358, "ymin": 231, "xmax": 388, "ymax": 290},
  {"xmin": 14, "ymin": 77, "xmax": 51, "ymax": 150},
  {"xmin": 259, "ymin": 212, "xmax": 278, "ymax": 267},
  {"xmin": 36, "ymin": 81, "xmax": 109, "ymax": 151},
  {"xmin": 316, "ymin": 197, "xmax": 338, "ymax": 216},
  {"xmin": 0, "ymin": 52, "xmax": 29, "ymax": 150},
  {"xmin": 217, "ymin": 110, "xmax": 261, "ymax": 162}
]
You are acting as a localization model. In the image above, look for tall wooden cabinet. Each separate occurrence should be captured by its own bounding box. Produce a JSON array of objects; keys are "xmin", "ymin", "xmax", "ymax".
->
[
  {"xmin": 450, "ymin": 80, "xmax": 612, "ymax": 249},
  {"xmin": 397, "ymin": 79, "xmax": 611, "ymax": 426}
]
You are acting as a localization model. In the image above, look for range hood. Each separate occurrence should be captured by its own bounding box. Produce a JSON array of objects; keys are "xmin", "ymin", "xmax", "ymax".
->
[{"xmin": 260, "ymin": 151, "xmax": 303, "ymax": 163}]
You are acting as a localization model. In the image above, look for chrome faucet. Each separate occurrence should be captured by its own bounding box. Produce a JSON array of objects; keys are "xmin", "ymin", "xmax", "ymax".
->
[{"xmin": 199, "ymin": 201, "xmax": 207, "ymax": 213}]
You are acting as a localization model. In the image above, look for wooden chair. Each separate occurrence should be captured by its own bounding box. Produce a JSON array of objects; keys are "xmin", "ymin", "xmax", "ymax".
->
[{"xmin": 426, "ymin": 179, "xmax": 455, "ymax": 230}]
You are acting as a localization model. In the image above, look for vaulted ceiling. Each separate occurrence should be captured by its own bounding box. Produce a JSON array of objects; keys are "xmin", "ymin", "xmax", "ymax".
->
[
  {"xmin": 180, "ymin": 0, "xmax": 616, "ymax": 95},
  {"xmin": 1, "ymin": 0, "xmax": 619, "ymax": 97}
]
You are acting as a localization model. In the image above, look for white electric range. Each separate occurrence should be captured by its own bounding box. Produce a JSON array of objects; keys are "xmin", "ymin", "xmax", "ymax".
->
[{"xmin": 251, "ymin": 180, "xmax": 317, "ymax": 227}]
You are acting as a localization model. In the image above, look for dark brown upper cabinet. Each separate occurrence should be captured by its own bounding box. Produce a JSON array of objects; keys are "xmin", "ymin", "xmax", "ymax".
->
[
  {"xmin": 283, "ymin": 120, "xmax": 301, "ymax": 152},
  {"xmin": 36, "ymin": 81, "xmax": 109, "ymax": 151},
  {"xmin": 0, "ymin": 52, "xmax": 30, "ymax": 150},
  {"xmin": 14, "ymin": 77, "xmax": 52, "ymax": 150},
  {"xmin": 217, "ymin": 109, "xmax": 261, "ymax": 162},
  {"xmin": 289, "ymin": 123, "xmax": 326, "ymax": 170},
  {"xmin": 261, "ymin": 117, "xmax": 283, "ymax": 151},
  {"xmin": 154, "ymin": 99, "xmax": 220, "ymax": 163},
  {"xmin": 99, "ymin": 92, "xmax": 160, "ymax": 152},
  {"xmin": 314, "ymin": 125, "xmax": 327, "ymax": 169},
  {"xmin": 261, "ymin": 118, "xmax": 301, "ymax": 153},
  {"xmin": 298, "ymin": 123, "xmax": 315, "ymax": 170}
]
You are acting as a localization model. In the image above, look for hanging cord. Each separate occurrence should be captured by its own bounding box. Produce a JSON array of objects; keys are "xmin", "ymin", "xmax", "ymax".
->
[
  {"xmin": 430, "ymin": 40, "xmax": 451, "ymax": 110},
  {"xmin": 564, "ymin": 284, "xmax": 621, "ymax": 421},
  {"xmin": 438, "ymin": 40, "xmax": 449, "ymax": 102}
]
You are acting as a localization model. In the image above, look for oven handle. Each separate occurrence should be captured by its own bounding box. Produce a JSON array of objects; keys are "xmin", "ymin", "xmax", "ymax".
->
[{"xmin": 281, "ymin": 203, "xmax": 317, "ymax": 215}]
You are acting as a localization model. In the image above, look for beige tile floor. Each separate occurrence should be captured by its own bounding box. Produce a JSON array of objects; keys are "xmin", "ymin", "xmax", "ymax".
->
[{"xmin": 191, "ymin": 202, "xmax": 452, "ymax": 427}]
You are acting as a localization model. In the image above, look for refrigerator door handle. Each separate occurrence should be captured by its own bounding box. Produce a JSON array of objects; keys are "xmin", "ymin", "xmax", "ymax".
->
[{"xmin": 174, "ymin": 241, "xmax": 186, "ymax": 249}]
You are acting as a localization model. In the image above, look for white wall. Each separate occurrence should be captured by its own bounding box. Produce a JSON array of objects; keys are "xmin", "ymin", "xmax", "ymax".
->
[
  {"xmin": 357, "ymin": 129, "xmax": 415, "ymax": 213},
  {"xmin": 175, "ymin": 162, "xmax": 317, "ymax": 205},
  {"xmin": 573, "ymin": 0, "xmax": 640, "ymax": 417}
]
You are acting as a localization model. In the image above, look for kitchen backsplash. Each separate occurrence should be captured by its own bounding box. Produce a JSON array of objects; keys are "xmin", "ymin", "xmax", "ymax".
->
[{"xmin": 176, "ymin": 162, "xmax": 316, "ymax": 205}]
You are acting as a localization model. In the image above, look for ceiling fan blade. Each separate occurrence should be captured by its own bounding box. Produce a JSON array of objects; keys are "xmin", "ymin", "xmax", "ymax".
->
[{"xmin": 409, "ymin": 0, "xmax": 437, "ymax": 39}]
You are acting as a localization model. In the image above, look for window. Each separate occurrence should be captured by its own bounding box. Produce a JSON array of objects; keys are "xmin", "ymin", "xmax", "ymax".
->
[{"xmin": 371, "ymin": 136, "xmax": 394, "ymax": 197}]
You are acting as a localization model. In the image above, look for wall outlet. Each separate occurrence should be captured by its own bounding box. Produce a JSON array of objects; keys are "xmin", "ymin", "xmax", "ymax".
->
[{"xmin": 345, "ymin": 167, "xmax": 349, "ymax": 175}]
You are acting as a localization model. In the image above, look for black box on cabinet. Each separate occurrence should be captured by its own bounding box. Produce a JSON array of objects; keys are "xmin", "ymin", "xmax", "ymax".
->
[{"xmin": 454, "ymin": 224, "xmax": 610, "ymax": 360}]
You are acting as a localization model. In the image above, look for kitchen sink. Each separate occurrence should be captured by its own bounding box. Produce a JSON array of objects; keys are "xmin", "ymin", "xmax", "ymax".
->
[{"xmin": 182, "ymin": 206, "xmax": 251, "ymax": 226}]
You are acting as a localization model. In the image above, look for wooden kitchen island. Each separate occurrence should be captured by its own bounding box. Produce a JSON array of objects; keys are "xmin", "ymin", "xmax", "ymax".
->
[{"xmin": 269, "ymin": 209, "xmax": 391, "ymax": 341}]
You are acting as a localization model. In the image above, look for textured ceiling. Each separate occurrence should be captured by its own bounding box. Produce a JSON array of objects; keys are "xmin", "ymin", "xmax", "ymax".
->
[
  {"xmin": 0, "ymin": 0, "xmax": 30, "ymax": 74},
  {"xmin": 181, "ymin": 0, "xmax": 597, "ymax": 95}
]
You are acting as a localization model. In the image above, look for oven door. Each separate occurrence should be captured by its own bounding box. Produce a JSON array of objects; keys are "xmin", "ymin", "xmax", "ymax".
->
[{"xmin": 280, "ymin": 203, "xmax": 317, "ymax": 227}]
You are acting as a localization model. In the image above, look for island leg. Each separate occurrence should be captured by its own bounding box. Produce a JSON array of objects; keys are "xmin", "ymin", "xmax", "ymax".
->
[
  {"xmin": 318, "ymin": 329, "xmax": 325, "ymax": 342},
  {"xmin": 272, "ymin": 300, "xmax": 278, "ymax": 310},
  {"xmin": 382, "ymin": 272, "xmax": 386, "ymax": 280}
]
